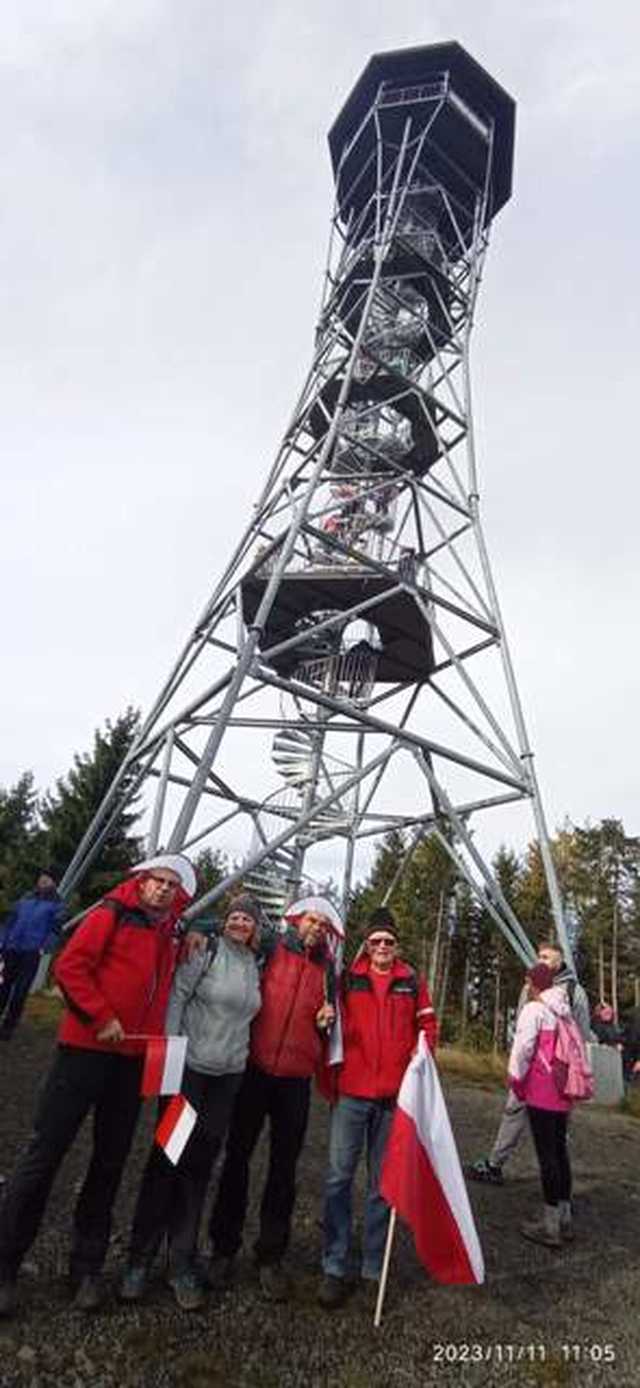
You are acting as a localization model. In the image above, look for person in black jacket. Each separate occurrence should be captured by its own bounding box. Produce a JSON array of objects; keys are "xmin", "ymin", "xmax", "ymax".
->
[
  {"xmin": 591, "ymin": 1003, "xmax": 624, "ymax": 1048},
  {"xmin": 622, "ymin": 1006, "xmax": 640, "ymax": 1085}
]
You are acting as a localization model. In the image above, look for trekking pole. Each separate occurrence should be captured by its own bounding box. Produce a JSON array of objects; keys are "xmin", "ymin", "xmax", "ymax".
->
[{"xmin": 373, "ymin": 1208, "xmax": 397, "ymax": 1328}]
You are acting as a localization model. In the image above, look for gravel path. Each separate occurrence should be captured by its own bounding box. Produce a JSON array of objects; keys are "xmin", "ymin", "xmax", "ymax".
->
[{"xmin": 0, "ymin": 1019, "xmax": 638, "ymax": 1388}]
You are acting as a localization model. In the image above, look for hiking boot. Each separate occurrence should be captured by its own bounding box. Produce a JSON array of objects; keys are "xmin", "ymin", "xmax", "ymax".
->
[
  {"xmin": 360, "ymin": 1271, "xmax": 380, "ymax": 1290},
  {"xmin": 357, "ymin": 1275, "xmax": 380, "ymax": 1312},
  {"xmin": 466, "ymin": 1158, "xmax": 504, "ymax": 1186},
  {"xmin": 167, "ymin": 1269, "xmax": 206, "ymax": 1311},
  {"xmin": 0, "ymin": 1279, "xmax": 17, "ymax": 1319},
  {"xmin": 257, "ymin": 1262, "xmax": 290, "ymax": 1303},
  {"xmin": 119, "ymin": 1265, "xmax": 148, "ymax": 1303},
  {"xmin": 318, "ymin": 1275, "xmax": 354, "ymax": 1310},
  {"xmin": 73, "ymin": 1274, "xmax": 104, "ymax": 1311},
  {"xmin": 558, "ymin": 1200, "xmax": 575, "ymax": 1242},
  {"xmin": 521, "ymin": 1205, "xmax": 562, "ymax": 1250},
  {"xmin": 206, "ymin": 1254, "xmax": 235, "ymax": 1292}
]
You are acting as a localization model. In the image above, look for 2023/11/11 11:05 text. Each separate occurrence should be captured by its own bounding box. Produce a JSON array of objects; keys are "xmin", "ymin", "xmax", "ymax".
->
[{"xmin": 432, "ymin": 1343, "xmax": 616, "ymax": 1365}]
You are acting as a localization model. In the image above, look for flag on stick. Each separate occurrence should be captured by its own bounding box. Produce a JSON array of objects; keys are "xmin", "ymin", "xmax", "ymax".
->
[
  {"xmin": 380, "ymin": 1033, "xmax": 484, "ymax": 1285},
  {"xmin": 155, "ymin": 1094, "xmax": 197, "ymax": 1165},
  {"xmin": 141, "ymin": 1035, "xmax": 188, "ymax": 1097}
]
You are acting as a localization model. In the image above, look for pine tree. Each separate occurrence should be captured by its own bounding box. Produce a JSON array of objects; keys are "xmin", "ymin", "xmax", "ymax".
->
[
  {"xmin": 40, "ymin": 708, "xmax": 143, "ymax": 908},
  {"xmin": 394, "ymin": 834, "xmax": 456, "ymax": 976},
  {"xmin": 0, "ymin": 773, "xmax": 41, "ymax": 912},
  {"xmin": 567, "ymin": 819, "xmax": 640, "ymax": 1014},
  {"xmin": 491, "ymin": 847, "xmax": 525, "ymax": 1048},
  {"xmin": 347, "ymin": 829, "xmax": 408, "ymax": 955},
  {"xmin": 188, "ymin": 847, "xmax": 230, "ymax": 928}
]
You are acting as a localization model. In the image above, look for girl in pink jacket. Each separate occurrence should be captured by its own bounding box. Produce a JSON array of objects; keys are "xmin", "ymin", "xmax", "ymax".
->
[{"xmin": 507, "ymin": 962, "xmax": 574, "ymax": 1248}]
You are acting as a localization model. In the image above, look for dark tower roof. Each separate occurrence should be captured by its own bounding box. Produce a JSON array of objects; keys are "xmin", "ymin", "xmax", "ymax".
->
[{"xmin": 328, "ymin": 41, "xmax": 515, "ymax": 226}]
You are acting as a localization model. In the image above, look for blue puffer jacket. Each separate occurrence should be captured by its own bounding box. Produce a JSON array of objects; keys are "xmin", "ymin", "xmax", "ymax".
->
[{"xmin": 1, "ymin": 893, "xmax": 65, "ymax": 953}]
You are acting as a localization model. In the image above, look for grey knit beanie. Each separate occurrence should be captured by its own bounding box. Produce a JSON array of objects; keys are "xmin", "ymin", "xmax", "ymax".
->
[{"xmin": 225, "ymin": 894, "xmax": 262, "ymax": 927}]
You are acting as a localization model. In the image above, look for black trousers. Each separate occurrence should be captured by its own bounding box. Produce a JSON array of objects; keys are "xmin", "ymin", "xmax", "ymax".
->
[
  {"xmin": 623, "ymin": 1043, "xmax": 640, "ymax": 1083},
  {"xmin": 0, "ymin": 950, "xmax": 41, "ymax": 1034},
  {"xmin": 209, "ymin": 1063, "xmax": 311, "ymax": 1265},
  {"xmin": 0, "ymin": 1045, "xmax": 143, "ymax": 1279},
  {"xmin": 527, "ymin": 1105, "xmax": 571, "ymax": 1205},
  {"xmin": 129, "ymin": 1065, "xmax": 241, "ymax": 1274}
]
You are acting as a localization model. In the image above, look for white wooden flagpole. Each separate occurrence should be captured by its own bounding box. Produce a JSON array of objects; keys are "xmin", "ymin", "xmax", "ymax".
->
[{"xmin": 373, "ymin": 1208, "xmax": 397, "ymax": 1328}]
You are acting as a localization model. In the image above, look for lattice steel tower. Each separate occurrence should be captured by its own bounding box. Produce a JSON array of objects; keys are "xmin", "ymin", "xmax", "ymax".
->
[{"xmin": 61, "ymin": 42, "xmax": 572, "ymax": 966}]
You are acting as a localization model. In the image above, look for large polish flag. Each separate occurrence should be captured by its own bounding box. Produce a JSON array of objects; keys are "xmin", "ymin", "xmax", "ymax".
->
[
  {"xmin": 141, "ymin": 1035, "xmax": 188, "ymax": 1098},
  {"xmin": 155, "ymin": 1095, "xmax": 197, "ymax": 1165},
  {"xmin": 380, "ymin": 1034, "xmax": 484, "ymax": 1285}
]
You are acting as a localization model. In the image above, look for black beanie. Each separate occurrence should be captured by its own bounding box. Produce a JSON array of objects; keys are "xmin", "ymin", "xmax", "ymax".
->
[{"xmin": 365, "ymin": 906, "xmax": 399, "ymax": 939}]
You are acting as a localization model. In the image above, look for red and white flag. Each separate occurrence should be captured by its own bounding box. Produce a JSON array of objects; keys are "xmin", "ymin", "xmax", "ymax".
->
[
  {"xmin": 141, "ymin": 1035, "xmax": 188, "ymax": 1098},
  {"xmin": 380, "ymin": 1034, "xmax": 484, "ymax": 1285},
  {"xmin": 155, "ymin": 1094, "xmax": 197, "ymax": 1165}
]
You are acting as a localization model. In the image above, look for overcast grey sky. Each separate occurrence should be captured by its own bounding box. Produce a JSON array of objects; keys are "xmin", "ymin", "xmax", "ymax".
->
[{"xmin": 2, "ymin": 0, "xmax": 639, "ymax": 858}]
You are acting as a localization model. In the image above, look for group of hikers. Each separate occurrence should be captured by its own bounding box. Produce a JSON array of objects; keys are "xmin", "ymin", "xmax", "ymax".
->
[
  {"xmin": 0, "ymin": 857, "xmax": 438, "ymax": 1317},
  {"xmin": 0, "ymin": 856, "xmax": 626, "ymax": 1319}
]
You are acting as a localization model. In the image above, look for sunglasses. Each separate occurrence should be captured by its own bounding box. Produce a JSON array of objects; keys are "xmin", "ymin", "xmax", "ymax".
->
[{"xmin": 368, "ymin": 934, "xmax": 397, "ymax": 947}]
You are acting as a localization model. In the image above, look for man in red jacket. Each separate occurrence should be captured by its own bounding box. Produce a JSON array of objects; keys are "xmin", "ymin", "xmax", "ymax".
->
[
  {"xmin": 318, "ymin": 907, "xmax": 437, "ymax": 1308},
  {"xmin": 0, "ymin": 853, "xmax": 195, "ymax": 1319},
  {"xmin": 207, "ymin": 895, "xmax": 342, "ymax": 1302}
]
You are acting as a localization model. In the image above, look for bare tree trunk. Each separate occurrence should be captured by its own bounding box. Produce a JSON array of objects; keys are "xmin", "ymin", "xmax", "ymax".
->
[
  {"xmin": 635, "ymin": 977, "xmax": 640, "ymax": 1009},
  {"xmin": 611, "ymin": 899, "xmax": 619, "ymax": 1022},
  {"xmin": 438, "ymin": 931, "xmax": 452, "ymax": 1020},
  {"xmin": 493, "ymin": 956, "xmax": 502, "ymax": 1055},
  {"xmin": 428, "ymin": 890, "xmax": 445, "ymax": 996},
  {"xmin": 460, "ymin": 953, "xmax": 470, "ymax": 1045},
  {"xmin": 598, "ymin": 938, "xmax": 605, "ymax": 1002}
]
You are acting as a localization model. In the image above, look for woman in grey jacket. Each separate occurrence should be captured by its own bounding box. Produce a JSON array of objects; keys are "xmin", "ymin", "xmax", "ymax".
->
[{"xmin": 120, "ymin": 895, "xmax": 262, "ymax": 1310}]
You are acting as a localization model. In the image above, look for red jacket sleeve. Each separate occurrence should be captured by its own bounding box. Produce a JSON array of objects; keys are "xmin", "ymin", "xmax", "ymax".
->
[
  {"xmin": 416, "ymin": 975, "xmax": 438, "ymax": 1052},
  {"xmin": 54, "ymin": 904, "xmax": 119, "ymax": 1033}
]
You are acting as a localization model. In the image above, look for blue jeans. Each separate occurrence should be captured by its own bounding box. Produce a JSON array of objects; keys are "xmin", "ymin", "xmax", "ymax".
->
[{"xmin": 322, "ymin": 1095, "xmax": 394, "ymax": 1281}]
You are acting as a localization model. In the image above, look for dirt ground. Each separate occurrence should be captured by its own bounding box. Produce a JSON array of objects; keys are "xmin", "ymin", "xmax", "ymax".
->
[{"xmin": 0, "ymin": 1015, "xmax": 638, "ymax": 1388}]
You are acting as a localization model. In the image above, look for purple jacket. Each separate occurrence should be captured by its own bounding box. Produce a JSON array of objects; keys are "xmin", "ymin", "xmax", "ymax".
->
[{"xmin": 507, "ymin": 986, "xmax": 573, "ymax": 1113}]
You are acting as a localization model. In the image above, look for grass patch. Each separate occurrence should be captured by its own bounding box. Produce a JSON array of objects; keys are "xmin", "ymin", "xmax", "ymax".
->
[
  {"xmin": 619, "ymin": 1087, "xmax": 640, "ymax": 1119},
  {"xmin": 437, "ymin": 1045, "xmax": 507, "ymax": 1086}
]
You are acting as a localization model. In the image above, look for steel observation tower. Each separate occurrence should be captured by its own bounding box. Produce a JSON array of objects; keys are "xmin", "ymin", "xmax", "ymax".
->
[{"xmin": 61, "ymin": 42, "xmax": 572, "ymax": 967}]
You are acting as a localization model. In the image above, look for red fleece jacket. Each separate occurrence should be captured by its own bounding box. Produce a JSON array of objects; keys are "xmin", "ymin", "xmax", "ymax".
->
[
  {"xmin": 337, "ymin": 956, "xmax": 438, "ymax": 1100},
  {"xmin": 250, "ymin": 935, "xmax": 329, "ymax": 1078},
  {"xmin": 54, "ymin": 877, "xmax": 188, "ymax": 1055}
]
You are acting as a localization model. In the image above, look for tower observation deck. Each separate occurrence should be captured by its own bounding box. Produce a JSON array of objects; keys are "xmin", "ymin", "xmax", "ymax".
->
[{"xmin": 60, "ymin": 42, "xmax": 571, "ymax": 968}]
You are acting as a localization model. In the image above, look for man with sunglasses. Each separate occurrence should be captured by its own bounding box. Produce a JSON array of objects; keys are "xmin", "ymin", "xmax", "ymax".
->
[
  {"xmin": 0, "ymin": 852, "xmax": 196, "ymax": 1319},
  {"xmin": 319, "ymin": 907, "xmax": 438, "ymax": 1308}
]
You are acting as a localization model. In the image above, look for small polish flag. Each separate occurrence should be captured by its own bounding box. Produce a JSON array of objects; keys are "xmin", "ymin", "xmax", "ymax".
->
[
  {"xmin": 141, "ymin": 1035, "xmax": 188, "ymax": 1098},
  {"xmin": 380, "ymin": 1034, "xmax": 484, "ymax": 1284},
  {"xmin": 155, "ymin": 1094, "xmax": 197, "ymax": 1166}
]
